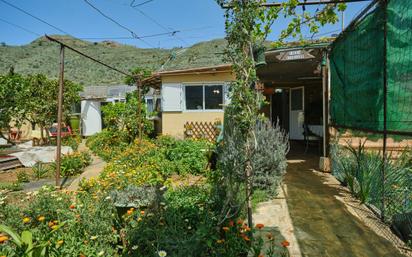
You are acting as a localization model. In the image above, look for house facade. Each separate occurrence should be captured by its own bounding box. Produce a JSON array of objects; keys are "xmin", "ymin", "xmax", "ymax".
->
[{"xmin": 143, "ymin": 65, "xmax": 234, "ymax": 138}]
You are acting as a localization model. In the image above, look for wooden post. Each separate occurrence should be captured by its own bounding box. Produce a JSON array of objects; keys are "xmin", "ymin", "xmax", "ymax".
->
[
  {"xmin": 136, "ymin": 77, "xmax": 142, "ymax": 143},
  {"xmin": 56, "ymin": 44, "xmax": 65, "ymax": 188}
]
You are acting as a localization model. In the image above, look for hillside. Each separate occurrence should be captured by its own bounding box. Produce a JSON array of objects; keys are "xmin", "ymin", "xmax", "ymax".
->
[{"xmin": 0, "ymin": 35, "xmax": 228, "ymax": 86}]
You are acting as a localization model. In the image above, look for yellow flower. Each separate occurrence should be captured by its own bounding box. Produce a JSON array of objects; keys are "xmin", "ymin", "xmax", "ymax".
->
[
  {"xmin": 57, "ymin": 240, "xmax": 64, "ymax": 245},
  {"xmin": 38, "ymin": 216, "xmax": 45, "ymax": 222},
  {"xmin": 0, "ymin": 235, "xmax": 9, "ymax": 243},
  {"xmin": 216, "ymin": 239, "xmax": 225, "ymax": 244},
  {"xmin": 51, "ymin": 225, "xmax": 59, "ymax": 230},
  {"xmin": 23, "ymin": 217, "xmax": 31, "ymax": 224}
]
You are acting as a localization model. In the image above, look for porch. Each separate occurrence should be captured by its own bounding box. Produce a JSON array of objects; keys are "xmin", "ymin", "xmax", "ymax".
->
[{"xmin": 257, "ymin": 44, "xmax": 329, "ymax": 158}]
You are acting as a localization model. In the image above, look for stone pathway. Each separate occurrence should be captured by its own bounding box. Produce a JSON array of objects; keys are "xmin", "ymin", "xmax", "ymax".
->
[
  {"xmin": 67, "ymin": 141, "xmax": 106, "ymax": 191},
  {"xmin": 253, "ymin": 152, "xmax": 406, "ymax": 257},
  {"xmin": 284, "ymin": 153, "xmax": 405, "ymax": 257}
]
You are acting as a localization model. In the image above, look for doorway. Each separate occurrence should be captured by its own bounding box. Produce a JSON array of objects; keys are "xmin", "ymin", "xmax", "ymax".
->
[
  {"xmin": 289, "ymin": 87, "xmax": 305, "ymax": 140},
  {"xmin": 271, "ymin": 88, "xmax": 289, "ymax": 132}
]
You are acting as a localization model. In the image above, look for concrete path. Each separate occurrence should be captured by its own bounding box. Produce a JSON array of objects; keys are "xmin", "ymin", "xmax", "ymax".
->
[
  {"xmin": 67, "ymin": 141, "xmax": 106, "ymax": 191},
  {"xmin": 253, "ymin": 186, "xmax": 302, "ymax": 257},
  {"xmin": 284, "ymin": 153, "xmax": 405, "ymax": 257}
]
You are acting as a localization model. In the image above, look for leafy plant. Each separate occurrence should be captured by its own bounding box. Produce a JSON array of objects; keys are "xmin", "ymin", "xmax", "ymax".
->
[
  {"xmin": 51, "ymin": 151, "xmax": 92, "ymax": 177},
  {"xmin": 32, "ymin": 162, "xmax": 49, "ymax": 180},
  {"xmin": 17, "ymin": 171, "xmax": 30, "ymax": 183},
  {"xmin": 0, "ymin": 224, "xmax": 53, "ymax": 257},
  {"xmin": 86, "ymin": 130, "xmax": 130, "ymax": 161}
]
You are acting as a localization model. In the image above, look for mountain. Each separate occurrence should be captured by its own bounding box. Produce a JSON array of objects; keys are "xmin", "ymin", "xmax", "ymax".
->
[{"xmin": 0, "ymin": 35, "xmax": 228, "ymax": 86}]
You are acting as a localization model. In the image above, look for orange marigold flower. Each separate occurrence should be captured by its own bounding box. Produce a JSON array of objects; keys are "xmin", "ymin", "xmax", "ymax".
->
[
  {"xmin": 241, "ymin": 224, "xmax": 251, "ymax": 232},
  {"xmin": 140, "ymin": 210, "xmax": 145, "ymax": 215},
  {"xmin": 0, "ymin": 235, "xmax": 9, "ymax": 243},
  {"xmin": 258, "ymin": 255, "xmax": 264, "ymax": 257},
  {"xmin": 37, "ymin": 216, "xmax": 45, "ymax": 222},
  {"xmin": 228, "ymin": 220, "xmax": 234, "ymax": 227},
  {"xmin": 23, "ymin": 217, "xmax": 31, "ymax": 224},
  {"xmin": 69, "ymin": 204, "xmax": 76, "ymax": 209},
  {"xmin": 255, "ymin": 223, "xmax": 264, "ymax": 230},
  {"xmin": 127, "ymin": 208, "xmax": 135, "ymax": 215},
  {"xmin": 222, "ymin": 227, "xmax": 230, "ymax": 232},
  {"xmin": 281, "ymin": 240, "xmax": 290, "ymax": 247},
  {"xmin": 79, "ymin": 254, "xmax": 86, "ymax": 257},
  {"xmin": 242, "ymin": 235, "xmax": 250, "ymax": 241},
  {"xmin": 236, "ymin": 219, "xmax": 244, "ymax": 225}
]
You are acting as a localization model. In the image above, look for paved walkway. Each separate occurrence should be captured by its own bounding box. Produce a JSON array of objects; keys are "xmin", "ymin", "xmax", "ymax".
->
[
  {"xmin": 283, "ymin": 153, "xmax": 405, "ymax": 257},
  {"xmin": 67, "ymin": 141, "xmax": 106, "ymax": 191}
]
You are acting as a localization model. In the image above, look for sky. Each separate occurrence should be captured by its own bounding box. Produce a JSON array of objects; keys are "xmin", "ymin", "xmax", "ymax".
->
[{"xmin": 0, "ymin": 0, "xmax": 373, "ymax": 49}]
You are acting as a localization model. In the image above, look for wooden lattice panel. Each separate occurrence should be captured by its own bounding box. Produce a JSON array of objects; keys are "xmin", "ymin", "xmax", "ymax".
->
[{"xmin": 184, "ymin": 121, "xmax": 219, "ymax": 142}]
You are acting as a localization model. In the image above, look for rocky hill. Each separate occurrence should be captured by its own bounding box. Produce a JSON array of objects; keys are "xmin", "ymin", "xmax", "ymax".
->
[{"xmin": 0, "ymin": 35, "xmax": 228, "ymax": 86}]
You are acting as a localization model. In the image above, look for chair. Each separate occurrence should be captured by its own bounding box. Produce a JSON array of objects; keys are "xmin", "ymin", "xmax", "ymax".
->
[{"xmin": 302, "ymin": 124, "xmax": 322, "ymax": 154}]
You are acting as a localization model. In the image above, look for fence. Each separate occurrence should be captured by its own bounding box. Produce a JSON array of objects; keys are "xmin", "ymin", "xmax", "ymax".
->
[
  {"xmin": 184, "ymin": 121, "xmax": 220, "ymax": 142},
  {"xmin": 329, "ymin": 0, "xmax": 412, "ymax": 248}
]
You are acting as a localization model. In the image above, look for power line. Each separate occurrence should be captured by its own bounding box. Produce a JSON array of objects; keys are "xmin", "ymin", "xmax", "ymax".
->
[
  {"xmin": 46, "ymin": 35, "xmax": 132, "ymax": 77},
  {"xmin": 83, "ymin": 0, "xmax": 155, "ymax": 47},
  {"xmin": 79, "ymin": 31, "xmax": 179, "ymax": 40},
  {"xmin": 0, "ymin": 0, "xmax": 70, "ymax": 35},
  {"xmin": 129, "ymin": 6, "xmax": 190, "ymax": 46},
  {"xmin": 0, "ymin": 17, "xmax": 41, "ymax": 36},
  {"xmin": 130, "ymin": 0, "xmax": 154, "ymax": 7}
]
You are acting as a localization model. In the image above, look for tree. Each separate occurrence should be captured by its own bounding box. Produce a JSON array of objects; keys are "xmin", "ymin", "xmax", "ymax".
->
[
  {"xmin": 216, "ymin": 0, "xmax": 345, "ymax": 226},
  {"xmin": 0, "ymin": 70, "xmax": 27, "ymax": 143},
  {"xmin": 21, "ymin": 74, "xmax": 82, "ymax": 142},
  {"xmin": 101, "ymin": 93, "xmax": 154, "ymax": 142}
]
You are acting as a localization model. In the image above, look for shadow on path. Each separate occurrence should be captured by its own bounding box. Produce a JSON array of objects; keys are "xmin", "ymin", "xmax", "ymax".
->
[{"xmin": 285, "ymin": 152, "xmax": 405, "ymax": 257}]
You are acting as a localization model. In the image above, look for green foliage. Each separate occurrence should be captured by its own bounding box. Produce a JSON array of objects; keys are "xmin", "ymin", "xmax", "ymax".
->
[
  {"xmin": 22, "ymin": 74, "xmax": 82, "ymax": 133},
  {"xmin": 32, "ymin": 162, "xmax": 50, "ymax": 180},
  {"xmin": 251, "ymin": 121, "xmax": 289, "ymax": 195},
  {"xmin": 156, "ymin": 136, "xmax": 213, "ymax": 175},
  {"xmin": 86, "ymin": 130, "xmax": 130, "ymax": 161},
  {"xmin": 0, "ymin": 71, "xmax": 82, "ymax": 142},
  {"xmin": 17, "ymin": 171, "xmax": 30, "ymax": 183},
  {"xmin": 82, "ymin": 137, "xmax": 212, "ymax": 192},
  {"xmin": 101, "ymin": 93, "xmax": 154, "ymax": 142},
  {"xmin": 0, "ymin": 182, "xmax": 22, "ymax": 192},
  {"xmin": 331, "ymin": 142, "xmax": 412, "ymax": 219},
  {"xmin": 0, "ymin": 70, "xmax": 27, "ymax": 142},
  {"xmin": 61, "ymin": 135, "xmax": 82, "ymax": 151},
  {"xmin": 0, "ymin": 186, "xmax": 120, "ymax": 256},
  {"xmin": 0, "ymin": 224, "xmax": 53, "ymax": 257},
  {"xmin": 51, "ymin": 151, "xmax": 92, "ymax": 177}
]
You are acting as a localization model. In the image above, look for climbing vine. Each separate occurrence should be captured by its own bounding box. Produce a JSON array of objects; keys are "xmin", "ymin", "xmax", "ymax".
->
[{"xmin": 216, "ymin": 0, "xmax": 346, "ymax": 225}]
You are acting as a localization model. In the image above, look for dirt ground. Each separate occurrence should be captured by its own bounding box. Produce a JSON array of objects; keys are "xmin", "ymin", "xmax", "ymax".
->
[{"xmin": 284, "ymin": 150, "xmax": 406, "ymax": 257}]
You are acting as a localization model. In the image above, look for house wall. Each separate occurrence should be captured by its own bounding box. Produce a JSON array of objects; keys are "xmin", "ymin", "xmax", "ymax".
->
[
  {"xmin": 162, "ymin": 112, "xmax": 224, "ymax": 139},
  {"xmin": 81, "ymin": 100, "xmax": 102, "ymax": 136},
  {"xmin": 161, "ymin": 71, "xmax": 233, "ymax": 138}
]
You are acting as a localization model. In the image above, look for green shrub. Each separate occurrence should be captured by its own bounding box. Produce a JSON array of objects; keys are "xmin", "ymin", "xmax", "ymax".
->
[
  {"xmin": 0, "ymin": 182, "xmax": 22, "ymax": 192},
  {"xmin": 0, "ymin": 186, "xmax": 120, "ymax": 256},
  {"xmin": 86, "ymin": 130, "xmax": 130, "ymax": 161},
  {"xmin": 16, "ymin": 171, "xmax": 30, "ymax": 183},
  {"xmin": 51, "ymin": 151, "xmax": 92, "ymax": 177},
  {"xmin": 61, "ymin": 135, "xmax": 82, "ymax": 151},
  {"xmin": 156, "ymin": 136, "xmax": 212, "ymax": 175}
]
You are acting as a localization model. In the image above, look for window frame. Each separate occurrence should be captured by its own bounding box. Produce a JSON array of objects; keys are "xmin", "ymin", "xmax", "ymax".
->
[{"xmin": 183, "ymin": 82, "xmax": 226, "ymax": 112}]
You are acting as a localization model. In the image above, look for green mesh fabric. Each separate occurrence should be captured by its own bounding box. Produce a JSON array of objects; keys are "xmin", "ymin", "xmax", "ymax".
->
[{"xmin": 330, "ymin": 0, "xmax": 412, "ymax": 133}]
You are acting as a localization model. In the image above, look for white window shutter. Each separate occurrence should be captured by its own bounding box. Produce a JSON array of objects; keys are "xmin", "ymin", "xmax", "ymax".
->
[
  {"xmin": 224, "ymin": 83, "xmax": 231, "ymax": 106},
  {"xmin": 161, "ymin": 83, "xmax": 182, "ymax": 112}
]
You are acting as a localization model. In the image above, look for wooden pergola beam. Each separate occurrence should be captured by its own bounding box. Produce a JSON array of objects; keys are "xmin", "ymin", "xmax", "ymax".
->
[{"xmin": 221, "ymin": 0, "xmax": 372, "ymax": 9}]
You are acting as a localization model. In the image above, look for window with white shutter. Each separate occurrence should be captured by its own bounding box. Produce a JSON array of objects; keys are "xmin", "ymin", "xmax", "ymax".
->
[{"xmin": 161, "ymin": 83, "xmax": 182, "ymax": 112}]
